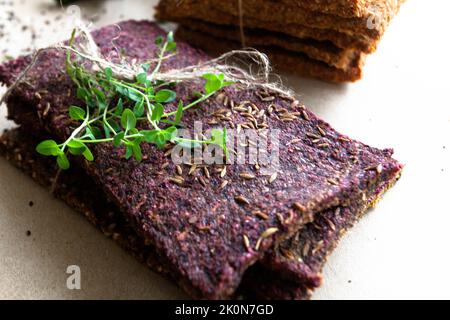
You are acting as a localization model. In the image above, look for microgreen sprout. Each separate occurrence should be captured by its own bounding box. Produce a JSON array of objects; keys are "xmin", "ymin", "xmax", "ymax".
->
[{"xmin": 36, "ymin": 30, "xmax": 232, "ymax": 169}]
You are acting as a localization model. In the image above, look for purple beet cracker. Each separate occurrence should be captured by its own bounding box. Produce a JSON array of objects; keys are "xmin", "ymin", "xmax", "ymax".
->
[
  {"xmin": 0, "ymin": 128, "xmax": 397, "ymax": 300},
  {"xmin": 0, "ymin": 20, "xmax": 403, "ymax": 299}
]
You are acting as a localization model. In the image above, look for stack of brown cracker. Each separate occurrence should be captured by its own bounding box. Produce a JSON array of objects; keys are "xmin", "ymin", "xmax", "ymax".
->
[{"xmin": 155, "ymin": 0, "xmax": 405, "ymax": 82}]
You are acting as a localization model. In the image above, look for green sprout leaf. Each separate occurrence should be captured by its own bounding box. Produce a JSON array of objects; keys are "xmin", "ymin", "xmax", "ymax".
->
[
  {"xmin": 155, "ymin": 36, "xmax": 163, "ymax": 46},
  {"xmin": 167, "ymin": 31, "xmax": 174, "ymax": 44},
  {"xmin": 176, "ymin": 140, "xmax": 201, "ymax": 149},
  {"xmin": 136, "ymin": 73, "xmax": 148, "ymax": 85},
  {"xmin": 203, "ymin": 73, "xmax": 222, "ymax": 94},
  {"xmin": 164, "ymin": 126, "xmax": 178, "ymax": 141},
  {"xmin": 68, "ymin": 106, "xmax": 86, "ymax": 121},
  {"xmin": 104, "ymin": 67, "xmax": 113, "ymax": 81},
  {"xmin": 121, "ymin": 108, "xmax": 136, "ymax": 131},
  {"xmin": 141, "ymin": 127, "xmax": 177, "ymax": 149},
  {"xmin": 131, "ymin": 141, "xmax": 143, "ymax": 162},
  {"xmin": 76, "ymin": 87, "xmax": 90, "ymax": 101},
  {"xmin": 85, "ymin": 127, "xmax": 102, "ymax": 140},
  {"xmin": 210, "ymin": 127, "xmax": 229, "ymax": 157},
  {"xmin": 141, "ymin": 130, "xmax": 158, "ymax": 143},
  {"xmin": 141, "ymin": 63, "xmax": 150, "ymax": 72},
  {"xmin": 113, "ymin": 132, "xmax": 125, "ymax": 147},
  {"xmin": 115, "ymin": 85, "xmax": 141, "ymax": 102},
  {"xmin": 174, "ymin": 100, "xmax": 184, "ymax": 125},
  {"xmin": 133, "ymin": 98, "xmax": 145, "ymax": 117},
  {"xmin": 56, "ymin": 153, "xmax": 70, "ymax": 170},
  {"xmin": 166, "ymin": 42, "xmax": 177, "ymax": 52},
  {"xmin": 151, "ymin": 103, "xmax": 164, "ymax": 122},
  {"xmin": 155, "ymin": 89, "xmax": 176, "ymax": 103},
  {"xmin": 211, "ymin": 128, "xmax": 225, "ymax": 144},
  {"xmin": 103, "ymin": 123, "xmax": 111, "ymax": 138},
  {"xmin": 82, "ymin": 146, "xmax": 94, "ymax": 161},
  {"xmin": 125, "ymin": 143, "xmax": 133, "ymax": 159},
  {"xmin": 115, "ymin": 98, "xmax": 124, "ymax": 115},
  {"xmin": 108, "ymin": 120, "xmax": 121, "ymax": 132},
  {"xmin": 36, "ymin": 140, "xmax": 61, "ymax": 156},
  {"xmin": 67, "ymin": 140, "xmax": 87, "ymax": 155}
]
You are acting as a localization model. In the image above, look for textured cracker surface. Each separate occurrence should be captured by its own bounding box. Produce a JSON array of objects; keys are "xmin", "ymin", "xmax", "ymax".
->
[{"xmin": 0, "ymin": 21, "xmax": 402, "ymax": 299}]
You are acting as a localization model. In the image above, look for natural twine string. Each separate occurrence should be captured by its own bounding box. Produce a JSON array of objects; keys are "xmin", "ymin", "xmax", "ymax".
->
[
  {"xmin": 238, "ymin": 0, "xmax": 246, "ymax": 48},
  {"xmin": 1, "ymin": 23, "xmax": 293, "ymax": 109}
]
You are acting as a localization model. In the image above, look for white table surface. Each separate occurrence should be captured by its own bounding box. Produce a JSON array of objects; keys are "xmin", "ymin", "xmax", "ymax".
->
[{"xmin": 0, "ymin": 0, "xmax": 449, "ymax": 300}]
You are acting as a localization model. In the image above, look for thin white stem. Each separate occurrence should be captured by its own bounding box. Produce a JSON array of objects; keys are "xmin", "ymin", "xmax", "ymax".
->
[{"xmin": 61, "ymin": 107, "xmax": 90, "ymax": 151}]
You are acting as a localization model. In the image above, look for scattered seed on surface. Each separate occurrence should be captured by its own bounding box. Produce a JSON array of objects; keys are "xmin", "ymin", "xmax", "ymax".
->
[
  {"xmin": 293, "ymin": 202, "xmax": 307, "ymax": 213},
  {"xmin": 43, "ymin": 102, "xmax": 51, "ymax": 116},
  {"xmin": 220, "ymin": 180, "xmax": 229, "ymax": 189},
  {"xmin": 161, "ymin": 162, "xmax": 169, "ymax": 169},
  {"xmin": 288, "ymin": 138, "xmax": 302, "ymax": 145},
  {"xmin": 302, "ymin": 241, "xmax": 311, "ymax": 257},
  {"xmin": 243, "ymin": 234, "xmax": 251, "ymax": 251},
  {"xmin": 198, "ymin": 176, "xmax": 207, "ymax": 187},
  {"xmin": 255, "ymin": 238, "xmax": 262, "ymax": 251},
  {"xmin": 281, "ymin": 248, "xmax": 295, "ymax": 260},
  {"xmin": 376, "ymin": 164, "xmax": 383, "ymax": 174},
  {"xmin": 317, "ymin": 143, "xmax": 330, "ymax": 149},
  {"xmin": 164, "ymin": 148, "xmax": 173, "ymax": 157},
  {"xmin": 169, "ymin": 176, "xmax": 184, "ymax": 185},
  {"xmin": 188, "ymin": 164, "xmax": 197, "ymax": 175},
  {"xmin": 268, "ymin": 172, "xmax": 278, "ymax": 184},
  {"xmin": 317, "ymin": 126, "xmax": 327, "ymax": 136},
  {"xmin": 235, "ymin": 195, "xmax": 250, "ymax": 205},
  {"xmin": 327, "ymin": 178, "xmax": 339, "ymax": 185},
  {"xmin": 239, "ymin": 172, "xmax": 255, "ymax": 180},
  {"xmin": 253, "ymin": 210, "xmax": 269, "ymax": 220},
  {"xmin": 326, "ymin": 218, "xmax": 336, "ymax": 231},
  {"xmin": 312, "ymin": 240, "xmax": 324, "ymax": 254},
  {"xmin": 301, "ymin": 109, "xmax": 310, "ymax": 121},
  {"xmin": 260, "ymin": 227, "xmax": 278, "ymax": 239},
  {"xmin": 203, "ymin": 167, "xmax": 210, "ymax": 179}
]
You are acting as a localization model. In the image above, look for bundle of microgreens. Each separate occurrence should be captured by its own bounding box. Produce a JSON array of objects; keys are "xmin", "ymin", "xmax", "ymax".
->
[{"xmin": 36, "ymin": 30, "xmax": 232, "ymax": 170}]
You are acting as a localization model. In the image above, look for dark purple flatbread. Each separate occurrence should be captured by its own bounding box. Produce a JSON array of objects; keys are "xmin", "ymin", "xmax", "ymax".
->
[
  {"xmin": 0, "ymin": 20, "xmax": 402, "ymax": 299},
  {"xmin": 0, "ymin": 128, "xmax": 395, "ymax": 300}
]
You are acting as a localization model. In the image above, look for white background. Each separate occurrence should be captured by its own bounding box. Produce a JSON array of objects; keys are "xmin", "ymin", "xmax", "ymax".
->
[{"xmin": 0, "ymin": 0, "xmax": 449, "ymax": 299}]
